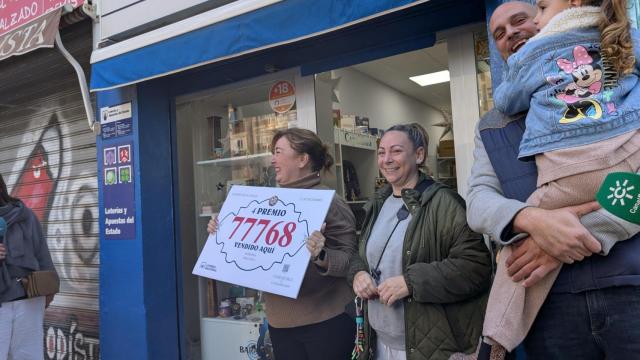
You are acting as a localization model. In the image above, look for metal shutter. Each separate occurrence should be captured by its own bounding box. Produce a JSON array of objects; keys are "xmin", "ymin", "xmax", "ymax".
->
[{"xmin": 0, "ymin": 22, "xmax": 99, "ymax": 359}]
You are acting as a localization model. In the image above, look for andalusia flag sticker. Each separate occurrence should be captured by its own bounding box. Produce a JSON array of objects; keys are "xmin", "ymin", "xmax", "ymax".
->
[{"xmin": 596, "ymin": 172, "xmax": 640, "ymax": 224}]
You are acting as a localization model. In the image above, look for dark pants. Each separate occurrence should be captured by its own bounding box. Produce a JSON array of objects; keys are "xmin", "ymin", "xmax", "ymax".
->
[
  {"xmin": 269, "ymin": 313, "xmax": 355, "ymax": 360},
  {"xmin": 524, "ymin": 286, "xmax": 640, "ymax": 360}
]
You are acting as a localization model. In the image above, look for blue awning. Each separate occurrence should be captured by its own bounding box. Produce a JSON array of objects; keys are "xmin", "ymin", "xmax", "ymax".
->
[{"xmin": 90, "ymin": 0, "xmax": 424, "ymax": 91}]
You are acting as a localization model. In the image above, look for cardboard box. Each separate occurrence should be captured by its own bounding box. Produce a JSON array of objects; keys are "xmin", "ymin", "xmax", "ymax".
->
[{"xmin": 340, "ymin": 115, "xmax": 356, "ymax": 130}]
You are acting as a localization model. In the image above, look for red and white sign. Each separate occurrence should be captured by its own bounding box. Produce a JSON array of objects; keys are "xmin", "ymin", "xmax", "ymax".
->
[
  {"xmin": 193, "ymin": 185, "xmax": 334, "ymax": 298},
  {"xmin": 0, "ymin": 0, "xmax": 84, "ymax": 38},
  {"xmin": 0, "ymin": 7, "xmax": 61, "ymax": 62},
  {"xmin": 269, "ymin": 80, "xmax": 296, "ymax": 114}
]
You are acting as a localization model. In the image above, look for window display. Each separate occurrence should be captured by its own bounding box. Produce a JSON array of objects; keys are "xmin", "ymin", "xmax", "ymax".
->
[{"xmin": 475, "ymin": 31, "xmax": 494, "ymax": 117}]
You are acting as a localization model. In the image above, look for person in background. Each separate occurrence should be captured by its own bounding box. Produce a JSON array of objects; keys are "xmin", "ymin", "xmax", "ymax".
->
[
  {"xmin": 0, "ymin": 173, "xmax": 56, "ymax": 359},
  {"xmin": 347, "ymin": 123, "xmax": 492, "ymax": 360},
  {"xmin": 208, "ymin": 128, "xmax": 358, "ymax": 360}
]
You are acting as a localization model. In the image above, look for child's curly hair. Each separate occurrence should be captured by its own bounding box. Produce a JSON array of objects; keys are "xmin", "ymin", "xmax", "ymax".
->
[{"xmin": 584, "ymin": 0, "xmax": 636, "ymax": 76}]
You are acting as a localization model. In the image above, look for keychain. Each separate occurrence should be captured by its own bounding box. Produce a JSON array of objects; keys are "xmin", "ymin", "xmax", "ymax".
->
[{"xmin": 351, "ymin": 297, "xmax": 365, "ymax": 360}]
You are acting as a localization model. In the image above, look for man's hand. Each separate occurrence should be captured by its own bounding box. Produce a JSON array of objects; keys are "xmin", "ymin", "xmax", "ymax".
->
[
  {"xmin": 0, "ymin": 244, "xmax": 6, "ymax": 261},
  {"xmin": 506, "ymin": 238, "xmax": 562, "ymax": 287},
  {"xmin": 513, "ymin": 202, "xmax": 602, "ymax": 263}
]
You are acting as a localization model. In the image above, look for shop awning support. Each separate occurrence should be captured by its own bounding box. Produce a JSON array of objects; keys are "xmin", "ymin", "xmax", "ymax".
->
[{"xmin": 55, "ymin": 31, "xmax": 99, "ymax": 135}]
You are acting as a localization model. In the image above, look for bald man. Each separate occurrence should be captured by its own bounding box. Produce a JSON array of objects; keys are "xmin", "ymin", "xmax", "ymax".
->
[{"xmin": 465, "ymin": 1, "xmax": 640, "ymax": 359}]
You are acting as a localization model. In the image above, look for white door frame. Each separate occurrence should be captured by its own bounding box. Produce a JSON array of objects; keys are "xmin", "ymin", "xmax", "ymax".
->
[{"xmin": 439, "ymin": 23, "xmax": 485, "ymax": 199}]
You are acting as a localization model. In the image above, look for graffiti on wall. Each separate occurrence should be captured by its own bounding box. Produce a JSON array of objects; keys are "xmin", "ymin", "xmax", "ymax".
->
[{"xmin": 5, "ymin": 112, "xmax": 99, "ymax": 359}]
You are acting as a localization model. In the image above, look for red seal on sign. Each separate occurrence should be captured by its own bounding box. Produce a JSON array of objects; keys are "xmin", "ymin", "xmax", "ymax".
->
[{"xmin": 269, "ymin": 80, "xmax": 296, "ymax": 114}]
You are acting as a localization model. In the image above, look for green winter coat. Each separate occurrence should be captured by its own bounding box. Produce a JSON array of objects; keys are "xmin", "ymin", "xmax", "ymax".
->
[{"xmin": 347, "ymin": 175, "xmax": 491, "ymax": 360}]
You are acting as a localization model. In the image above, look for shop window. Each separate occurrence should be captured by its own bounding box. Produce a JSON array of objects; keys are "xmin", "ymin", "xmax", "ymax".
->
[
  {"xmin": 475, "ymin": 31, "xmax": 494, "ymax": 117},
  {"xmin": 175, "ymin": 72, "xmax": 299, "ymax": 359}
]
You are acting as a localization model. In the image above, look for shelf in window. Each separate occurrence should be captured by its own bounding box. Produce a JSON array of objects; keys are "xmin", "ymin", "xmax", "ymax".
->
[
  {"xmin": 438, "ymin": 176, "xmax": 457, "ymax": 180},
  {"xmin": 437, "ymin": 156, "xmax": 456, "ymax": 160},
  {"xmin": 334, "ymin": 128, "xmax": 377, "ymax": 150},
  {"xmin": 197, "ymin": 152, "xmax": 271, "ymax": 166}
]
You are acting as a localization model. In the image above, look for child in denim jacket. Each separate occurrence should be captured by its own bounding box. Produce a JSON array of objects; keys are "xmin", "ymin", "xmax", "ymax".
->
[{"xmin": 465, "ymin": 0, "xmax": 640, "ymax": 359}]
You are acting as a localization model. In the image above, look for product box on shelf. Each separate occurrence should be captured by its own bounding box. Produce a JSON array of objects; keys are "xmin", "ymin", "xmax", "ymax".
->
[
  {"xmin": 438, "ymin": 139, "xmax": 455, "ymax": 158},
  {"xmin": 340, "ymin": 115, "xmax": 356, "ymax": 130}
]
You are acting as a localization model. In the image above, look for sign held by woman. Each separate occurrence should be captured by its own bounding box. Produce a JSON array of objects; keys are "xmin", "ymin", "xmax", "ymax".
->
[{"xmin": 193, "ymin": 185, "xmax": 334, "ymax": 298}]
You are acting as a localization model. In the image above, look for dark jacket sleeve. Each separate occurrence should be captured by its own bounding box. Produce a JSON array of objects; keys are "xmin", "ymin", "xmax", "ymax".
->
[
  {"xmin": 317, "ymin": 196, "xmax": 358, "ymax": 277},
  {"xmin": 404, "ymin": 191, "xmax": 492, "ymax": 304},
  {"xmin": 346, "ymin": 249, "xmax": 368, "ymax": 287},
  {"xmin": 30, "ymin": 212, "xmax": 56, "ymax": 273}
]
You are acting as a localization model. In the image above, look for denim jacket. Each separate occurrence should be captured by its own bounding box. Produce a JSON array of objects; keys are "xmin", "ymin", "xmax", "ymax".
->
[{"xmin": 494, "ymin": 21, "xmax": 640, "ymax": 159}]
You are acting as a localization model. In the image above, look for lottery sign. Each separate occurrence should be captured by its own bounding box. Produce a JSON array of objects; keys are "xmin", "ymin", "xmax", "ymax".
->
[{"xmin": 193, "ymin": 185, "xmax": 334, "ymax": 298}]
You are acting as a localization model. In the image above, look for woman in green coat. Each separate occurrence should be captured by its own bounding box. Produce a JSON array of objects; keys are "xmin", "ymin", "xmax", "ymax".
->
[{"xmin": 347, "ymin": 123, "xmax": 492, "ymax": 360}]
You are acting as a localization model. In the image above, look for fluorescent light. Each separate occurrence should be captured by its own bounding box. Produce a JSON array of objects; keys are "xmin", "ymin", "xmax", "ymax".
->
[{"xmin": 409, "ymin": 70, "xmax": 450, "ymax": 87}]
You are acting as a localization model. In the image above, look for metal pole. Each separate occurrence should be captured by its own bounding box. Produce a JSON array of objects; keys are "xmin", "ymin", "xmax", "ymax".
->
[{"xmin": 55, "ymin": 31, "xmax": 99, "ymax": 135}]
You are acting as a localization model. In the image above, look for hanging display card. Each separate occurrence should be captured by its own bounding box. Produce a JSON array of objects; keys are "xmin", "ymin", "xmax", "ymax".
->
[{"xmin": 193, "ymin": 185, "xmax": 334, "ymax": 298}]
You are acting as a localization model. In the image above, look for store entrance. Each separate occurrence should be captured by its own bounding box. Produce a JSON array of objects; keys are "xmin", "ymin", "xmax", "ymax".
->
[{"xmin": 171, "ymin": 33, "xmax": 488, "ymax": 359}]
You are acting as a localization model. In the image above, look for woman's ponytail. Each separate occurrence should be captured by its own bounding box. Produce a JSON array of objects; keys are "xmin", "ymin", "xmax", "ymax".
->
[
  {"xmin": 598, "ymin": 0, "xmax": 635, "ymax": 76},
  {"xmin": 321, "ymin": 144, "xmax": 335, "ymax": 172}
]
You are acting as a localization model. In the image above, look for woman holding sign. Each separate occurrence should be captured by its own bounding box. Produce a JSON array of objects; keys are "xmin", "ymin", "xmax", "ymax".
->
[
  {"xmin": 208, "ymin": 128, "xmax": 357, "ymax": 360},
  {"xmin": 347, "ymin": 123, "xmax": 492, "ymax": 360},
  {"xmin": 0, "ymin": 173, "xmax": 57, "ymax": 359}
]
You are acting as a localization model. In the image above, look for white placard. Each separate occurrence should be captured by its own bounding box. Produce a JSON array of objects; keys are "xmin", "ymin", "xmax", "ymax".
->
[
  {"xmin": 193, "ymin": 185, "xmax": 335, "ymax": 298},
  {"xmin": 100, "ymin": 102, "xmax": 132, "ymax": 124}
]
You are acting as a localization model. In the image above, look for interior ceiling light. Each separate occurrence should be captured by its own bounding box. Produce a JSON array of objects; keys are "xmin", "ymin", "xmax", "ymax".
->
[{"xmin": 409, "ymin": 70, "xmax": 450, "ymax": 86}]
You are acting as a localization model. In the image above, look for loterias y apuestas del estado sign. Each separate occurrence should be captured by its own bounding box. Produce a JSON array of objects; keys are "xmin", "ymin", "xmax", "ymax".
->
[{"xmin": 0, "ymin": 0, "xmax": 85, "ymax": 61}]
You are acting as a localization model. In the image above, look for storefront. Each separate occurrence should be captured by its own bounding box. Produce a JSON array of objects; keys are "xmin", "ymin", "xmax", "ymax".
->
[
  {"xmin": 90, "ymin": 0, "xmax": 489, "ymax": 358},
  {"xmin": 0, "ymin": 3, "xmax": 100, "ymax": 359}
]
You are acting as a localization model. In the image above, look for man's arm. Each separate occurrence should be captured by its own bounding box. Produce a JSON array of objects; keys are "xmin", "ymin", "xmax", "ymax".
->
[
  {"xmin": 466, "ymin": 124, "xmax": 529, "ymax": 244},
  {"xmin": 513, "ymin": 205, "xmax": 601, "ymax": 263},
  {"xmin": 467, "ymin": 122, "xmax": 634, "ymax": 259}
]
